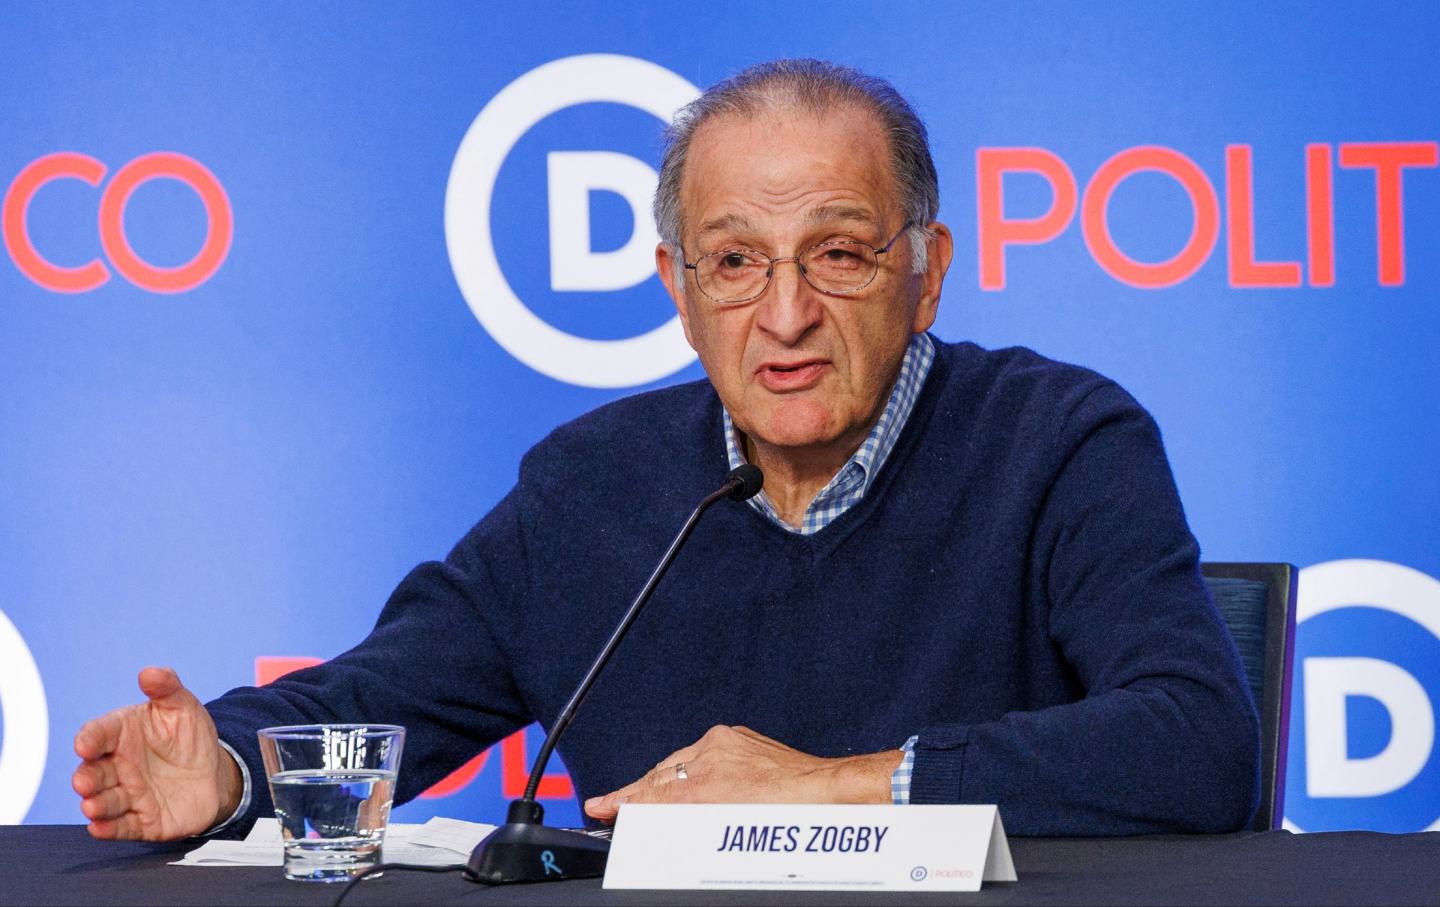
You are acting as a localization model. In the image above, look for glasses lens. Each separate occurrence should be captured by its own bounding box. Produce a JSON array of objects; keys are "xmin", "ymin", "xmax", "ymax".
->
[
  {"xmin": 696, "ymin": 248, "xmax": 769, "ymax": 302},
  {"xmin": 802, "ymin": 242, "xmax": 878, "ymax": 293}
]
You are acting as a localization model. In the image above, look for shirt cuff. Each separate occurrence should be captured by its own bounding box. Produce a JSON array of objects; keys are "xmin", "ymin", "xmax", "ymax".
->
[
  {"xmin": 890, "ymin": 735, "xmax": 919, "ymax": 805},
  {"xmin": 201, "ymin": 738, "xmax": 253, "ymax": 836}
]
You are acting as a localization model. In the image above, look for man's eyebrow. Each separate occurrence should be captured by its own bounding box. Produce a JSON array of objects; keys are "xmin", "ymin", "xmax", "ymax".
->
[
  {"xmin": 805, "ymin": 205, "xmax": 880, "ymax": 228},
  {"xmin": 696, "ymin": 213, "xmax": 757, "ymax": 241},
  {"xmin": 693, "ymin": 205, "xmax": 880, "ymax": 245}
]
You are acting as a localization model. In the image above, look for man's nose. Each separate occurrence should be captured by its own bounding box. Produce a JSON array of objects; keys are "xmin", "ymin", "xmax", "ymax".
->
[{"xmin": 755, "ymin": 258, "xmax": 822, "ymax": 345}]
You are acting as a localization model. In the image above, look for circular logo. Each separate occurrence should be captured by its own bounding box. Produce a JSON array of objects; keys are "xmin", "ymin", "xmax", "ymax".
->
[
  {"xmin": 1284, "ymin": 559, "xmax": 1440, "ymax": 833},
  {"xmin": 445, "ymin": 54, "xmax": 700, "ymax": 389},
  {"xmin": 910, "ymin": 865, "xmax": 928, "ymax": 882},
  {"xmin": 0, "ymin": 608, "xmax": 48, "ymax": 823}
]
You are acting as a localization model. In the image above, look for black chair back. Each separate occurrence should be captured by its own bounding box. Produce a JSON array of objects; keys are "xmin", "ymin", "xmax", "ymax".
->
[{"xmin": 1201, "ymin": 562, "xmax": 1297, "ymax": 831}]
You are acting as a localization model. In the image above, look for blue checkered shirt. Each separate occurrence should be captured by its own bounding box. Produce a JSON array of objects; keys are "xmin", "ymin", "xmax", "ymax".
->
[{"xmin": 722, "ymin": 332, "xmax": 933, "ymax": 803}]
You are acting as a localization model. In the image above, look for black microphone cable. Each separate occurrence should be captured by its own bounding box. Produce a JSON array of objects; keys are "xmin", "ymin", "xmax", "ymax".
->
[{"xmin": 332, "ymin": 861, "xmax": 471, "ymax": 907}]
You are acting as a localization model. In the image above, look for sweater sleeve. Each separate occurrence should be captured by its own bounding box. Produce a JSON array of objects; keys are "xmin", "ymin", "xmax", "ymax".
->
[
  {"xmin": 204, "ymin": 487, "xmax": 534, "ymax": 832},
  {"xmin": 908, "ymin": 383, "xmax": 1261, "ymax": 835}
]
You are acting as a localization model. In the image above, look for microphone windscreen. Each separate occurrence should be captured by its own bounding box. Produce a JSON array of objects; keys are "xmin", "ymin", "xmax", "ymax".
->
[{"xmin": 726, "ymin": 464, "xmax": 764, "ymax": 501}]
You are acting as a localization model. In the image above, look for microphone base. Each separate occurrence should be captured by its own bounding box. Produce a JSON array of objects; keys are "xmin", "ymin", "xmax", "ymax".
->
[{"xmin": 466, "ymin": 821, "xmax": 610, "ymax": 885}]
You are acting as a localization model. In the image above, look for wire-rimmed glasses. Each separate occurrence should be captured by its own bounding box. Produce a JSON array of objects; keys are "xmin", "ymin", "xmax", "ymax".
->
[{"xmin": 683, "ymin": 222, "xmax": 913, "ymax": 304}]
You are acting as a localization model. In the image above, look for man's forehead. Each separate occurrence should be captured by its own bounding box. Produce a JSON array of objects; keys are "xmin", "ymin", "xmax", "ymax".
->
[{"xmin": 681, "ymin": 105, "xmax": 894, "ymax": 242}]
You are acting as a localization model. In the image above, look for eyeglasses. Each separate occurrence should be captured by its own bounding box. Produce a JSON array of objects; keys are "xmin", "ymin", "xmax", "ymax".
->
[{"xmin": 682, "ymin": 222, "xmax": 913, "ymax": 305}]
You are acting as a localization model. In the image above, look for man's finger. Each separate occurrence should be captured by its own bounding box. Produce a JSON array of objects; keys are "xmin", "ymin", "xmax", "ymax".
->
[
  {"xmin": 617, "ymin": 776, "xmax": 701, "ymax": 808},
  {"xmin": 640, "ymin": 755, "xmax": 698, "ymax": 793},
  {"xmin": 72, "ymin": 759, "xmax": 119, "ymax": 797},
  {"xmin": 73, "ymin": 714, "xmax": 123, "ymax": 761},
  {"xmin": 585, "ymin": 770, "xmax": 661, "ymax": 819},
  {"xmin": 647, "ymin": 761, "xmax": 683, "ymax": 788},
  {"xmin": 586, "ymin": 785, "xmax": 659, "ymax": 820},
  {"xmin": 81, "ymin": 786, "xmax": 131, "ymax": 822},
  {"xmin": 585, "ymin": 731, "xmax": 718, "ymax": 820},
  {"xmin": 586, "ymin": 778, "xmax": 645, "ymax": 819},
  {"xmin": 87, "ymin": 812, "xmax": 149, "ymax": 841},
  {"xmin": 586, "ymin": 756, "xmax": 705, "ymax": 819},
  {"xmin": 654, "ymin": 740, "xmax": 704, "ymax": 772},
  {"xmin": 583, "ymin": 793, "xmax": 624, "ymax": 822},
  {"xmin": 614, "ymin": 757, "xmax": 689, "ymax": 800},
  {"xmin": 137, "ymin": 666, "xmax": 185, "ymax": 706},
  {"xmin": 615, "ymin": 787, "xmax": 658, "ymax": 807}
]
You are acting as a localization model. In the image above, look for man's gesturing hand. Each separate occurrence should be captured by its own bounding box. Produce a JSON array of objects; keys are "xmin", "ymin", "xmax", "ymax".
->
[
  {"xmin": 71, "ymin": 666, "xmax": 242, "ymax": 841},
  {"xmin": 584, "ymin": 725, "xmax": 902, "ymax": 823}
]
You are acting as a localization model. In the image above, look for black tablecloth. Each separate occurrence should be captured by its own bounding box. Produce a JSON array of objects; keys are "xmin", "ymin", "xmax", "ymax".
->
[{"xmin": 3, "ymin": 826, "xmax": 1438, "ymax": 906}]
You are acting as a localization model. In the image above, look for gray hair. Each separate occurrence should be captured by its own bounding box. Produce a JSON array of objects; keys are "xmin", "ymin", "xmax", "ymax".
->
[{"xmin": 653, "ymin": 59, "xmax": 939, "ymax": 282}]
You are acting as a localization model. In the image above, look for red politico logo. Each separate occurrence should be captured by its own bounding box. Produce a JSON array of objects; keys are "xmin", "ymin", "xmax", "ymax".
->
[
  {"xmin": 977, "ymin": 142, "xmax": 1438, "ymax": 290},
  {"xmin": 3, "ymin": 151, "xmax": 232, "ymax": 293}
]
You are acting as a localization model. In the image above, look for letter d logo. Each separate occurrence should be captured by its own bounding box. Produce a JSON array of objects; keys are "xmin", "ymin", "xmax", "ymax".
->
[
  {"xmin": 0, "ymin": 609, "xmax": 48, "ymax": 823},
  {"xmin": 446, "ymin": 55, "xmax": 700, "ymax": 388},
  {"xmin": 1286, "ymin": 559, "xmax": 1440, "ymax": 832},
  {"xmin": 1304, "ymin": 656, "xmax": 1434, "ymax": 797},
  {"xmin": 547, "ymin": 151, "xmax": 660, "ymax": 292}
]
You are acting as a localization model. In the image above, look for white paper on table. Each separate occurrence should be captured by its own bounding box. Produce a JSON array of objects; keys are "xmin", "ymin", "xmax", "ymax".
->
[
  {"xmin": 405, "ymin": 816, "xmax": 498, "ymax": 855},
  {"xmin": 245, "ymin": 818, "xmax": 283, "ymax": 843},
  {"xmin": 170, "ymin": 838, "xmax": 284, "ymax": 867},
  {"xmin": 170, "ymin": 816, "xmax": 497, "ymax": 868},
  {"xmin": 168, "ymin": 819, "xmax": 285, "ymax": 866}
]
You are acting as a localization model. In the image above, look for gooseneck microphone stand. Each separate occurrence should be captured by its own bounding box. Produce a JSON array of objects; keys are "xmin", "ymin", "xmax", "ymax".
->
[{"xmin": 466, "ymin": 464, "xmax": 765, "ymax": 885}]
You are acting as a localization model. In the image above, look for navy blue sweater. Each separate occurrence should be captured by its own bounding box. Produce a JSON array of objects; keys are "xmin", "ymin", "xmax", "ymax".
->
[{"xmin": 209, "ymin": 340, "xmax": 1260, "ymax": 835}]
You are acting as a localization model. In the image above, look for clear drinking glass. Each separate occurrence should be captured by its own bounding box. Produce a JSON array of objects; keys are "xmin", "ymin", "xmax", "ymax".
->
[{"xmin": 257, "ymin": 724, "xmax": 406, "ymax": 882}]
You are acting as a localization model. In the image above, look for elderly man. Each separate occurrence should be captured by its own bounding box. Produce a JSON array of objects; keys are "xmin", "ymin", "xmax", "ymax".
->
[{"xmin": 72, "ymin": 60, "xmax": 1258, "ymax": 840}]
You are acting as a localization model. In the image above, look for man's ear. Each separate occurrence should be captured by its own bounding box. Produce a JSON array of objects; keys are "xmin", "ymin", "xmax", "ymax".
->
[
  {"xmin": 656, "ymin": 242, "xmax": 696, "ymax": 349},
  {"xmin": 912, "ymin": 222, "xmax": 954, "ymax": 334}
]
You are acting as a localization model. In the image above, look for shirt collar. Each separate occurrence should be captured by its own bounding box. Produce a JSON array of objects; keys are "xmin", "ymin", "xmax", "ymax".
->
[{"xmin": 722, "ymin": 332, "xmax": 936, "ymax": 531}]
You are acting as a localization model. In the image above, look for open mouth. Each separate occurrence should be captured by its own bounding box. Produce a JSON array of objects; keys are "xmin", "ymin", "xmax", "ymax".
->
[{"xmin": 758, "ymin": 360, "xmax": 828, "ymax": 390}]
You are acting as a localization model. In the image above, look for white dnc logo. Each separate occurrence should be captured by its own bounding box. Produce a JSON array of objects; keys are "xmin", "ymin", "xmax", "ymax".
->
[
  {"xmin": 1288, "ymin": 559, "xmax": 1440, "ymax": 832},
  {"xmin": 0, "ymin": 608, "xmax": 48, "ymax": 823},
  {"xmin": 445, "ymin": 54, "xmax": 700, "ymax": 389}
]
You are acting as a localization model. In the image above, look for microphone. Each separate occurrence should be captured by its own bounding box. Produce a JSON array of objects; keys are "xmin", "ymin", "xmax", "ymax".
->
[{"xmin": 466, "ymin": 464, "xmax": 764, "ymax": 885}]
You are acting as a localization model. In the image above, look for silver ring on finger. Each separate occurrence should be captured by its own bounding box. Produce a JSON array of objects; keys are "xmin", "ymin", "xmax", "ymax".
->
[{"xmin": 674, "ymin": 761, "xmax": 688, "ymax": 781}]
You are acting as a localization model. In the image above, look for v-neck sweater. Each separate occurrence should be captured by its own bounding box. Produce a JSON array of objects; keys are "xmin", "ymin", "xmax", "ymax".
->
[{"xmin": 209, "ymin": 338, "xmax": 1260, "ymax": 836}]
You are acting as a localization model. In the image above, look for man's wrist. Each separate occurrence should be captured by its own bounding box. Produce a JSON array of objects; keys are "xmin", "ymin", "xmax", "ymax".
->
[
  {"xmin": 213, "ymin": 751, "xmax": 243, "ymax": 826},
  {"xmin": 822, "ymin": 749, "xmax": 906, "ymax": 804},
  {"xmin": 203, "ymin": 739, "xmax": 251, "ymax": 835}
]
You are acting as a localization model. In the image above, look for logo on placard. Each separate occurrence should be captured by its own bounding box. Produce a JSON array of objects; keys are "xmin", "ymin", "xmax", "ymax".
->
[
  {"xmin": 0, "ymin": 608, "xmax": 49, "ymax": 823},
  {"xmin": 445, "ymin": 54, "xmax": 701, "ymax": 389},
  {"xmin": 3, "ymin": 152, "xmax": 232, "ymax": 293},
  {"xmin": 1285, "ymin": 559, "xmax": 1440, "ymax": 833},
  {"xmin": 909, "ymin": 865, "xmax": 928, "ymax": 881}
]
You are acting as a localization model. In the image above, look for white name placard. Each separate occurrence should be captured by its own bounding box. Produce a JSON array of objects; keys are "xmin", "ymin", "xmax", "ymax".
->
[{"xmin": 603, "ymin": 803, "xmax": 1015, "ymax": 892}]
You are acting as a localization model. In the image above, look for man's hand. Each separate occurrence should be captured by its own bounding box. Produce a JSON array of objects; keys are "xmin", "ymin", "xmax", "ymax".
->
[
  {"xmin": 71, "ymin": 666, "xmax": 242, "ymax": 841},
  {"xmin": 584, "ymin": 726, "xmax": 902, "ymax": 823}
]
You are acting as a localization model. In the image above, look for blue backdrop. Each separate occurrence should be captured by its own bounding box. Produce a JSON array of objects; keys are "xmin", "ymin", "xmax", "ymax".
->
[{"xmin": 1, "ymin": 2, "xmax": 1437, "ymax": 833}]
